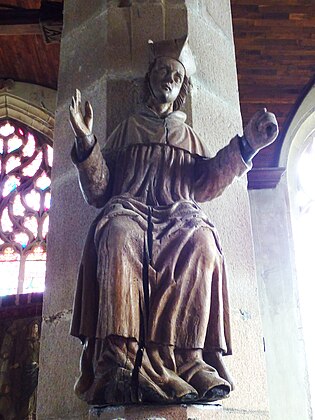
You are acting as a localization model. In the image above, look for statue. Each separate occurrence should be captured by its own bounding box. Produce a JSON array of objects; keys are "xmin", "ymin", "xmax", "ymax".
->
[{"xmin": 69, "ymin": 37, "xmax": 278, "ymax": 406}]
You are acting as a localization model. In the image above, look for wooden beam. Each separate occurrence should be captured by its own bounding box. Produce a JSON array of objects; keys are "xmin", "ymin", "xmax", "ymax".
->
[
  {"xmin": 0, "ymin": 3, "xmax": 63, "ymax": 39},
  {"xmin": 0, "ymin": 9, "xmax": 40, "ymax": 25},
  {"xmin": 247, "ymin": 167, "xmax": 286, "ymax": 189},
  {"xmin": 0, "ymin": 24, "xmax": 42, "ymax": 36}
]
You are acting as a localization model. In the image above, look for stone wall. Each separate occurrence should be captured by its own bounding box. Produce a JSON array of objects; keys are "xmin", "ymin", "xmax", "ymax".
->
[{"xmin": 36, "ymin": 1, "xmax": 269, "ymax": 418}]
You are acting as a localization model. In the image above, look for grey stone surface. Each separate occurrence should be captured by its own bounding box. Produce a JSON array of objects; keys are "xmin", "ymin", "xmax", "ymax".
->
[
  {"xmin": 89, "ymin": 403, "xmax": 268, "ymax": 419},
  {"xmin": 62, "ymin": 0, "xmax": 106, "ymax": 36},
  {"xmin": 203, "ymin": 0, "xmax": 233, "ymax": 39},
  {"xmin": 37, "ymin": 319, "xmax": 88, "ymax": 419},
  {"xmin": 58, "ymin": 7, "xmax": 133, "ymax": 106},
  {"xmin": 106, "ymin": 78, "xmax": 146, "ymax": 135},
  {"xmin": 165, "ymin": 4, "xmax": 187, "ymax": 39},
  {"xmin": 44, "ymin": 172, "xmax": 98, "ymax": 316},
  {"xmin": 189, "ymin": 80, "xmax": 242, "ymax": 153},
  {"xmin": 187, "ymin": 16, "xmax": 239, "ymax": 106},
  {"xmin": 131, "ymin": 3, "xmax": 165, "ymax": 74}
]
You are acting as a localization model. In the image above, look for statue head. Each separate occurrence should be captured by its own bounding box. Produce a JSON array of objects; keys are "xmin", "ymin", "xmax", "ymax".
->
[{"xmin": 146, "ymin": 36, "xmax": 196, "ymax": 111}]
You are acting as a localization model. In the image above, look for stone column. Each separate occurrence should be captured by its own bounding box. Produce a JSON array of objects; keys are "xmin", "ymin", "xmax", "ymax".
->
[
  {"xmin": 36, "ymin": 1, "xmax": 269, "ymax": 418},
  {"xmin": 249, "ymin": 182, "xmax": 311, "ymax": 420}
]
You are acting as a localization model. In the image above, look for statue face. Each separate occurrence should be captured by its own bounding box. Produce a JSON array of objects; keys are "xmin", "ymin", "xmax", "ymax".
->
[{"xmin": 149, "ymin": 57, "xmax": 185, "ymax": 105}]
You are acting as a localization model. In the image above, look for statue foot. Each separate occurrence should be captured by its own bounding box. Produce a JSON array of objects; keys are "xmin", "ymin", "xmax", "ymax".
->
[
  {"xmin": 139, "ymin": 367, "xmax": 199, "ymax": 403},
  {"xmin": 87, "ymin": 367, "xmax": 189, "ymax": 405},
  {"xmin": 202, "ymin": 384, "xmax": 230, "ymax": 402},
  {"xmin": 138, "ymin": 371, "xmax": 171, "ymax": 403},
  {"xmin": 176, "ymin": 353, "xmax": 231, "ymax": 403},
  {"xmin": 188, "ymin": 366, "xmax": 231, "ymax": 402},
  {"xmin": 164, "ymin": 374, "xmax": 199, "ymax": 403},
  {"xmin": 203, "ymin": 351, "xmax": 235, "ymax": 390},
  {"xmin": 85, "ymin": 367, "xmax": 134, "ymax": 405},
  {"xmin": 141, "ymin": 343, "xmax": 199, "ymax": 404}
]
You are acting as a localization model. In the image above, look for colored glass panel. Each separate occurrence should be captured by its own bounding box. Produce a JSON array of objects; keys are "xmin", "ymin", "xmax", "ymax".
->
[
  {"xmin": 23, "ymin": 135, "xmax": 36, "ymax": 157},
  {"xmin": 36, "ymin": 172, "xmax": 51, "ymax": 190},
  {"xmin": 0, "ymin": 120, "xmax": 53, "ymax": 296},
  {"xmin": 7, "ymin": 135, "xmax": 23, "ymax": 153},
  {"xmin": 1, "ymin": 208, "xmax": 13, "ymax": 232},
  {"xmin": 6, "ymin": 156, "xmax": 21, "ymax": 173},
  {"xmin": 0, "ymin": 122, "xmax": 15, "ymax": 137},
  {"xmin": 0, "ymin": 261, "xmax": 19, "ymax": 296},
  {"xmin": 24, "ymin": 216, "xmax": 38, "ymax": 238},
  {"xmin": 22, "ymin": 152, "xmax": 42, "ymax": 177},
  {"xmin": 47, "ymin": 144, "xmax": 53, "ymax": 167},
  {"xmin": 2, "ymin": 175, "xmax": 20, "ymax": 197},
  {"xmin": 25, "ymin": 190, "xmax": 41, "ymax": 212},
  {"xmin": 42, "ymin": 215, "xmax": 49, "ymax": 239},
  {"xmin": 12, "ymin": 194, "xmax": 25, "ymax": 217}
]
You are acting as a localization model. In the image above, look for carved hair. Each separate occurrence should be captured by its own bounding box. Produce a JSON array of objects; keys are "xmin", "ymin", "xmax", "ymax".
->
[{"xmin": 145, "ymin": 60, "xmax": 191, "ymax": 111}]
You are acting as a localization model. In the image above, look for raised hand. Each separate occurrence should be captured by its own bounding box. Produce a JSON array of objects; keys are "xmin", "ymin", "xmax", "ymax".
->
[
  {"xmin": 244, "ymin": 108, "xmax": 279, "ymax": 152},
  {"xmin": 69, "ymin": 89, "xmax": 93, "ymax": 138}
]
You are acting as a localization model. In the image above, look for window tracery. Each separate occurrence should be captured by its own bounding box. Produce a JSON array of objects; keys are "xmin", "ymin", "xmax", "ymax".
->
[{"xmin": 0, "ymin": 120, "xmax": 53, "ymax": 296}]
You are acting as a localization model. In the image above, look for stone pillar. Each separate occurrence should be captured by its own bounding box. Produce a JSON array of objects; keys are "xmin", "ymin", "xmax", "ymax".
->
[
  {"xmin": 36, "ymin": 1, "xmax": 269, "ymax": 418},
  {"xmin": 249, "ymin": 181, "xmax": 312, "ymax": 420}
]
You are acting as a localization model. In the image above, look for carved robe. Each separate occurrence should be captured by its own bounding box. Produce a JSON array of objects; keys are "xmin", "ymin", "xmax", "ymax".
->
[{"xmin": 70, "ymin": 106, "xmax": 250, "ymax": 403}]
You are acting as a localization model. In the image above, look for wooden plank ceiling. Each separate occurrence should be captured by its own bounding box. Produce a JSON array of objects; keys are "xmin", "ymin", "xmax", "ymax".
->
[
  {"xmin": 0, "ymin": 0, "xmax": 314, "ymax": 187},
  {"xmin": 0, "ymin": 0, "xmax": 61, "ymax": 89},
  {"xmin": 231, "ymin": 0, "xmax": 315, "ymax": 173}
]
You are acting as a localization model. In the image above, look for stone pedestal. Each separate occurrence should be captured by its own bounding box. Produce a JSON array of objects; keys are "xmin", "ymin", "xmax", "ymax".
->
[
  {"xmin": 89, "ymin": 404, "xmax": 222, "ymax": 420},
  {"xmin": 88, "ymin": 403, "xmax": 268, "ymax": 420}
]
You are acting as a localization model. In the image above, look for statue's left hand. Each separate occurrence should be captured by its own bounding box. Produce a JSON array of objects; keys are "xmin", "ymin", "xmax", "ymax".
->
[{"xmin": 244, "ymin": 108, "xmax": 279, "ymax": 152}]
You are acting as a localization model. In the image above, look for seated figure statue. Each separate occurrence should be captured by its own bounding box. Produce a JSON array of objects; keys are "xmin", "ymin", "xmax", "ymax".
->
[{"xmin": 69, "ymin": 37, "xmax": 278, "ymax": 406}]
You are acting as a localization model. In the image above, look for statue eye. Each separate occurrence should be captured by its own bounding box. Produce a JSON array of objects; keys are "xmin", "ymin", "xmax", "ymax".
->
[
  {"xmin": 158, "ymin": 66, "xmax": 167, "ymax": 74},
  {"xmin": 174, "ymin": 73, "xmax": 182, "ymax": 83}
]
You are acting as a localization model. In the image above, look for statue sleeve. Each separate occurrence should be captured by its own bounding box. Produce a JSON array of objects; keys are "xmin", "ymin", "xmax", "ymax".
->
[
  {"xmin": 71, "ymin": 138, "xmax": 110, "ymax": 208},
  {"xmin": 193, "ymin": 135, "xmax": 252, "ymax": 202}
]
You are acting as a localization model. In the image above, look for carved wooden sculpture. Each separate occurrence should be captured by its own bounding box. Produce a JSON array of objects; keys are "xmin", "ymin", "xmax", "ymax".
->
[{"xmin": 69, "ymin": 37, "xmax": 278, "ymax": 406}]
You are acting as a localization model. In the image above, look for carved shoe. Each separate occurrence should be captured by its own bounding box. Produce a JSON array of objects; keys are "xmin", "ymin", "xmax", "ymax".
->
[{"xmin": 178, "ymin": 359, "xmax": 231, "ymax": 402}]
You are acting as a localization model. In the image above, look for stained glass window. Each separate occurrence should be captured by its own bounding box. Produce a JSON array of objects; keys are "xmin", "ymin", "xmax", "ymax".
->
[{"xmin": 0, "ymin": 120, "xmax": 53, "ymax": 296}]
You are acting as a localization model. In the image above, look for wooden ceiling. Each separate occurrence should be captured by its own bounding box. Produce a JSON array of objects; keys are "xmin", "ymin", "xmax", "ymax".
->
[
  {"xmin": 0, "ymin": 0, "xmax": 314, "ymax": 187},
  {"xmin": 0, "ymin": 0, "xmax": 61, "ymax": 88},
  {"xmin": 232, "ymin": 0, "xmax": 315, "ymax": 172}
]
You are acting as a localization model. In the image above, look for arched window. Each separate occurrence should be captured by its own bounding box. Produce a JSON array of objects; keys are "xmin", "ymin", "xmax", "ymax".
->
[
  {"xmin": 289, "ymin": 134, "xmax": 315, "ymax": 411},
  {"xmin": 0, "ymin": 120, "xmax": 53, "ymax": 296},
  {"xmin": 283, "ymin": 84, "xmax": 315, "ymax": 413}
]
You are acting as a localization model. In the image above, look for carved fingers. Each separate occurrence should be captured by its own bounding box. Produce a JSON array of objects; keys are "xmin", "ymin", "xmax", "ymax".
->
[
  {"xmin": 258, "ymin": 110, "xmax": 278, "ymax": 141},
  {"xmin": 69, "ymin": 89, "xmax": 94, "ymax": 137},
  {"xmin": 84, "ymin": 100, "xmax": 93, "ymax": 134},
  {"xmin": 244, "ymin": 108, "xmax": 279, "ymax": 151}
]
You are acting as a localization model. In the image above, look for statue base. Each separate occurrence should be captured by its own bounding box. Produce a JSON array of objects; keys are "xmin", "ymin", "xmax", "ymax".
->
[{"xmin": 89, "ymin": 403, "xmax": 224, "ymax": 419}]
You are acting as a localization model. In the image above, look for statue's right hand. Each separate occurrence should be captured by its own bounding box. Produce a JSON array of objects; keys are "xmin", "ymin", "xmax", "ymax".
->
[{"xmin": 69, "ymin": 89, "xmax": 93, "ymax": 138}]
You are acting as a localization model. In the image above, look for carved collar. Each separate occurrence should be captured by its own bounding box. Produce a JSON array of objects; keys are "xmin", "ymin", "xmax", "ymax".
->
[{"xmin": 137, "ymin": 105, "xmax": 187, "ymax": 124}]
